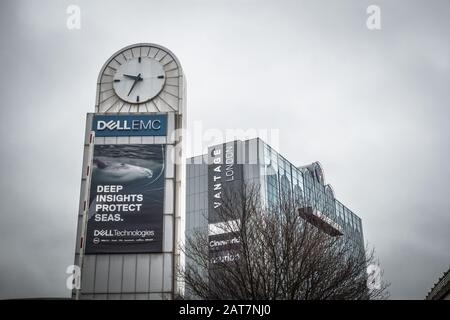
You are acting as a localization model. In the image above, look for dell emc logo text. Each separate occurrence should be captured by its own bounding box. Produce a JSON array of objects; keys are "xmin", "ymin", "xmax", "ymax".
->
[
  {"xmin": 97, "ymin": 119, "xmax": 161, "ymax": 131},
  {"xmin": 93, "ymin": 115, "xmax": 167, "ymax": 137}
]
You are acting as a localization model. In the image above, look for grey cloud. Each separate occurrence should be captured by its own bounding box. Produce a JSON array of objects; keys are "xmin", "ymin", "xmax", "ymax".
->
[{"xmin": 0, "ymin": 0, "xmax": 448, "ymax": 299}]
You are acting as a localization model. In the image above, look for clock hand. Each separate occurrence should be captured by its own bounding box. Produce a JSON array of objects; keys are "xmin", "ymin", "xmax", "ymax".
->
[
  {"xmin": 123, "ymin": 74, "xmax": 140, "ymax": 80},
  {"xmin": 127, "ymin": 73, "xmax": 142, "ymax": 96},
  {"xmin": 142, "ymin": 75, "xmax": 165, "ymax": 79}
]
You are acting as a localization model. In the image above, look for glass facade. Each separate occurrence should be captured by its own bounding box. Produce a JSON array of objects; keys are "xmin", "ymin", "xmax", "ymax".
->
[
  {"xmin": 185, "ymin": 138, "xmax": 365, "ymax": 259},
  {"xmin": 186, "ymin": 155, "xmax": 209, "ymax": 237},
  {"xmin": 259, "ymin": 140, "xmax": 364, "ymax": 250}
]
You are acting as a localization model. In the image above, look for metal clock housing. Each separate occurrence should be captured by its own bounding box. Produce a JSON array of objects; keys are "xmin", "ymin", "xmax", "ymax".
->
[{"xmin": 96, "ymin": 44, "xmax": 184, "ymax": 113}]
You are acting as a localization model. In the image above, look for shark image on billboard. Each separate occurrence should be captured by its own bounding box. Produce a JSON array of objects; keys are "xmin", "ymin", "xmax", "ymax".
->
[{"xmin": 85, "ymin": 144, "xmax": 165, "ymax": 254}]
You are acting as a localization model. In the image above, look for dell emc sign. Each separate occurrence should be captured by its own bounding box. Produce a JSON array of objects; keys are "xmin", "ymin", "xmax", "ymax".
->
[{"xmin": 93, "ymin": 115, "xmax": 167, "ymax": 137}]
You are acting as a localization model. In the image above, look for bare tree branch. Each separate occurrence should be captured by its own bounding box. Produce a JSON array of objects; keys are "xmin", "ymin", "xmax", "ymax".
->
[{"xmin": 179, "ymin": 183, "xmax": 389, "ymax": 300}]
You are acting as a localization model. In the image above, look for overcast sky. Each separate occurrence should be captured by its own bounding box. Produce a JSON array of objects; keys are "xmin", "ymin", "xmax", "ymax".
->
[{"xmin": 0, "ymin": 0, "xmax": 449, "ymax": 299}]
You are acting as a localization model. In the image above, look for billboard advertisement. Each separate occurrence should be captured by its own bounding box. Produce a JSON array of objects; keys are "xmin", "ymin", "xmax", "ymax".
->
[
  {"xmin": 207, "ymin": 141, "xmax": 243, "ymax": 224},
  {"xmin": 92, "ymin": 114, "xmax": 167, "ymax": 137},
  {"xmin": 85, "ymin": 144, "xmax": 165, "ymax": 254},
  {"xmin": 207, "ymin": 142, "xmax": 243, "ymax": 264}
]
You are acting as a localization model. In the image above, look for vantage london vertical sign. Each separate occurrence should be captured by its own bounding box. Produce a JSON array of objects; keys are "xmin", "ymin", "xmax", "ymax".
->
[{"xmin": 207, "ymin": 142, "xmax": 243, "ymax": 264}]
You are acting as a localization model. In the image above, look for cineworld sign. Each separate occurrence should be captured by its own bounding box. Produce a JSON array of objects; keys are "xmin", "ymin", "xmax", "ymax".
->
[{"xmin": 93, "ymin": 114, "xmax": 167, "ymax": 137}]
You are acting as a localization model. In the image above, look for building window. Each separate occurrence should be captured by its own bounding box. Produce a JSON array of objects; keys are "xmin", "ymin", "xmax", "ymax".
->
[
  {"xmin": 294, "ymin": 184, "xmax": 304, "ymax": 208},
  {"xmin": 265, "ymin": 165, "xmax": 279, "ymax": 208}
]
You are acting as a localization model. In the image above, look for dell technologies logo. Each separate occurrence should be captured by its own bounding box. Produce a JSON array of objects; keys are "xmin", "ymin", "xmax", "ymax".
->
[{"xmin": 93, "ymin": 115, "xmax": 167, "ymax": 137}]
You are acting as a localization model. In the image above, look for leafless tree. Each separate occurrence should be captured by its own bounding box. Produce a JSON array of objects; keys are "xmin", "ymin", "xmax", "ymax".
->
[{"xmin": 180, "ymin": 183, "xmax": 389, "ymax": 300}]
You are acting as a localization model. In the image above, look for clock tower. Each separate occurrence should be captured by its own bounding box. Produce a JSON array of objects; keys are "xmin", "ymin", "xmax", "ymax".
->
[{"xmin": 73, "ymin": 44, "xmax": 186, "ymax": 299}]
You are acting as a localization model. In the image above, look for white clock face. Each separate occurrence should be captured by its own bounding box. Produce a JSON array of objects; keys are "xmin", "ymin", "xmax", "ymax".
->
[
  {"xmin": 97, "ymin": 44, "xmax": 182, "ymax": 113},
  {"xmin": 113, "ymin": 57, "xmax": 165, "ymax": 104}
]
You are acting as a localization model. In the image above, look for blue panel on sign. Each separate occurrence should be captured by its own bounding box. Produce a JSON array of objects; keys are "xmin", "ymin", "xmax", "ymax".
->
[{"xmin": 93, "ymin": 114, "xmax": 167, "ymax": 137}]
